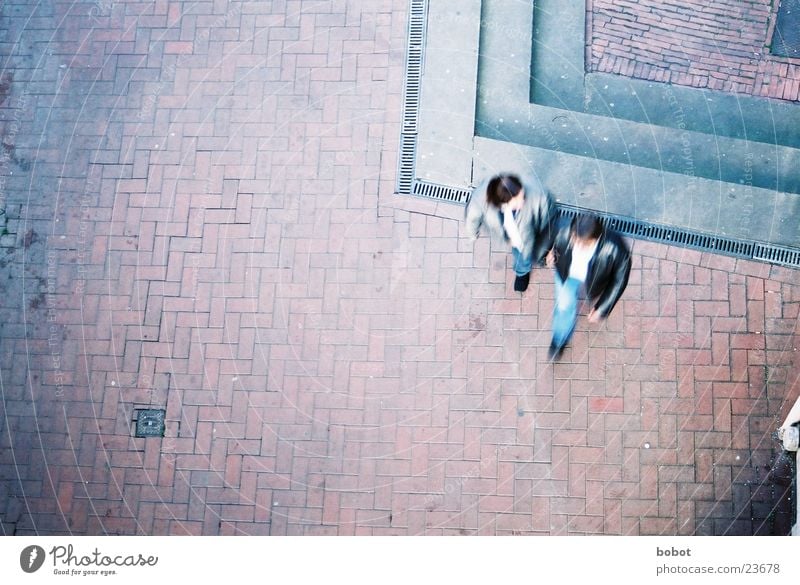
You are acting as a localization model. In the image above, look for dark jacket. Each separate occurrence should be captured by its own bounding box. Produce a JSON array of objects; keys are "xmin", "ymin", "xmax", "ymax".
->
[
  {"xmin": 551, "ymin": 216, "xmax": 631, "ymax": 318},
  {"xmin": 464, "ymin": 174, "xmax": 555, "ymax": 265}
]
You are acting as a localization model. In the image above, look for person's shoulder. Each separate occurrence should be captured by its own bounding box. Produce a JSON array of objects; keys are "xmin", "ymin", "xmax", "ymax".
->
[
  {"xmin": 468, "ymin": 178, "xmax": 491, "ymax": 206},
  {"xmin": 603, "ymin": 228, "xmax": 631, "ymax": 254}
]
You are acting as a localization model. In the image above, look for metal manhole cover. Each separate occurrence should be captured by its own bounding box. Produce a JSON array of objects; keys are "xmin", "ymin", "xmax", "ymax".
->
[
  {"xmin": 772, "ymin": 0, "xmax": 800, "ymax": 58},
  {"xmin": 135, "ymin": 409, "xmax": 166, "ymax": 438}
]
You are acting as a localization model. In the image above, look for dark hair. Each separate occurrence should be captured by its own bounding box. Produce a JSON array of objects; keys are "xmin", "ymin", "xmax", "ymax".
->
[
  {"xmin": 574, "ymin": 214, "xmax": 603, "ymax": 241},
  {"xmin": 486, "ymin": 174, "xmax": 523, "ymax": 208}
]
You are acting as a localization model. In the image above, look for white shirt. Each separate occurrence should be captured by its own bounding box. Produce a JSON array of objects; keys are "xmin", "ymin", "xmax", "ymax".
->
[
  {"xmin": 569, "ymin": 240, "xmax": 598, "ymax": 282},
  {"xmin": 501, "ymin": 204, "xmax": 523, "ymax": 251}
]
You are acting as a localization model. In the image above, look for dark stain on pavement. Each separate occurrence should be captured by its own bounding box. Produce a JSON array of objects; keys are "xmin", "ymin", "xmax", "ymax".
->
[
  {"xmin": 0, "ymin": 73, "xmax": 11, "ymax": 107},
  {"xmin": 22, "ymin": 228, "xmax": 37, "ymax": 249},
  {"xmin": 2, "ymin": 142, "xmax": 32, "ymax": 172}
]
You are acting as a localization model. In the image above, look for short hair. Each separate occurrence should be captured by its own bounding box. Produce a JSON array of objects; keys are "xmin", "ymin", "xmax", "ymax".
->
[
  {"xmin": 486, "ymin": 174, "xmax": 523, "ymax": 207},
  {"xmin": 574, "ymin": 214, "xmax": 603, "ymax": 241}
]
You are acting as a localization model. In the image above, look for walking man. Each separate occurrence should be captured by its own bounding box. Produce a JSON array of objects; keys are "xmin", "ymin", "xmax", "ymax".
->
[
  {"xmin": 546, "ymin": 213, "xmax": 631, "ymax": 360},
  {"xmin": 464, "ymin": 173, "xmax": 554, "ymax": 292}
]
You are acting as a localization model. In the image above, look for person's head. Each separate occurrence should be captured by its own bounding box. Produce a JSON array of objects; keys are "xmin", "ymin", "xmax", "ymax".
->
[
  {"xmin": 486, "ymin": 174, "xmax": 523, "ymax": 208},
  {"xmin": 573, "ymin": 214, "xmax": 603, "ymax": 245}
]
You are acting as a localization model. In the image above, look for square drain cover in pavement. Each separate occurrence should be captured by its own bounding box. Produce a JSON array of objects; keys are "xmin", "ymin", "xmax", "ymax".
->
[
  {"xmin": 135, "ymin": 409, "xmax": 166, "ymax": 438},
  {"xmin": 772, "ymin": 0, "xmax": 800, "ymax": 58}
]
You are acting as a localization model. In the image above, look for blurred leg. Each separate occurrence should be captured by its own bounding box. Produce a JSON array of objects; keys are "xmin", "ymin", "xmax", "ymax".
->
[
  {"xmin": 512, "ymin": 247, "xmax": 533, "ymax": 276},
  {"xmin": 552, "ymin": 274, "xmax": 580, "ymax": 349}
]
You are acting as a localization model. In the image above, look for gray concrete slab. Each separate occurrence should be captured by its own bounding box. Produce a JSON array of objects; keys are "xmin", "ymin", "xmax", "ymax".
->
[
  {"xmin": 530, "ymin": 0, "xmax": 585, "ymax": 111},
  {"xmin": 585, "ymin": 72, "xmax": 800, "ymax": 149},
  {"xmin": 414, "ymin": 0, "xmax": 482, "ymax": 188},
  {"xmin": 477, "ymin": 0, "xmax": 800, "ymax": 194},
  {"xmin": 479, "ymin": 100, "xmax": 800, "ymax": 194}
]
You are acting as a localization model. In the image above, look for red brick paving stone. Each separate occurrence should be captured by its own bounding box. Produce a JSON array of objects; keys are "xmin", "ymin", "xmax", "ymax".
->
[
  {"xmin": 0, "ymin": 1, "xmax": 798, "ymax": 538},
  {"xmin": 589, "ymin": 0, "xmax": 800, "ymax": 101}
]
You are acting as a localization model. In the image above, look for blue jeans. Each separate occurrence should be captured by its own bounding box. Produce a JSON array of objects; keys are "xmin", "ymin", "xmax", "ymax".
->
[
  {"xmin": 552, "ymin": 273, "xmax": 581, "ymax": 349},
  {"xmin": 511, "ymin": 248, "xmax": 533, "ymax": 277}
]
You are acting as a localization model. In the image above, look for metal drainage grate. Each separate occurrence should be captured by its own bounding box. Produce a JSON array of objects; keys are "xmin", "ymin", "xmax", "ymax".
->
[
  {"xmin": 555, "ymin": 205, "xmax": 800, "ymax": 268},
  {"xmin": 398, "ymin": 134, "xmax": 417, "ymax": 194},
  {"xmin": 411, "ymin": 179, "xmax": 471, "ymax": 203},
  {"xmin": 753, "ymin": 243, "xmax": 800, "ymax": 266},
  {"xmin": 403, "ymin": 45, "xmax": 423, "ymax": 133},
  {"xmin": 135, "ymin": 409, "xmax": 166, "ymax": 438},
  {"xmin": 771, "ymin": 0, "xmax": 800, "ymax": 59},
  {"xmin": 396, "ymin": 0, "xmax": 428, "ymax": 194}
]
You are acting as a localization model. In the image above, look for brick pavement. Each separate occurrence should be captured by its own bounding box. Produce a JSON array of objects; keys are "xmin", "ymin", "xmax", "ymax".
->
[
  {"xmin": 588, "ymin": 0, "xmax": 800, "ymax": 101},
  {"xmin": 0, "ymin": 0, "xmax": 798, "ymax": 536}
]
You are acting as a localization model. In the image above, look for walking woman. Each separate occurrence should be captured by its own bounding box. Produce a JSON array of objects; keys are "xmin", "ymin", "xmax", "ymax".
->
[{"xmin": 464, "ymin": 173, "xmax": 554, "ymax": 292}]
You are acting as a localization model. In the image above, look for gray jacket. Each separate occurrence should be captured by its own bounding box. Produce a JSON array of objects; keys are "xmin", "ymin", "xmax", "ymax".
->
[{"xmin": 464, "ymin": 174, "xmax": 555, "ymax": 264}]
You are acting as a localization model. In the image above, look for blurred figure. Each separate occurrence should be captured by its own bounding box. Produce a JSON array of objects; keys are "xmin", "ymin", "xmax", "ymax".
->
[
  {"xmin": 545, "ymin": 213, "xmax": 631, "ymax": 360},
  {"xmin": 464, "ymin": 173, "xmax": 554, "ymax": 292}
]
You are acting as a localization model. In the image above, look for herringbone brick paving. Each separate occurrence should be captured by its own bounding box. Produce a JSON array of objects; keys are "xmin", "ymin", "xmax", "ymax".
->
[
  {"xmin": 0, "ymin": 0, "xmax": 798, "ymax": 536},
  {"xmin": 589, "ymin": 0, "xmax": 800, "ymax": 101}
]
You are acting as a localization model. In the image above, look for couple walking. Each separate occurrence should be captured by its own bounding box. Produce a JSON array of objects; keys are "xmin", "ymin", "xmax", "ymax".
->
[{"xmin": 464, "ymin": 173, "xmax": 631, "ymax": 360}]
